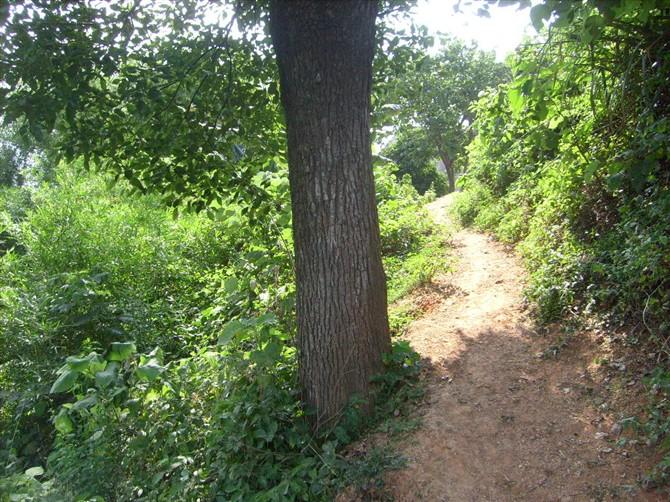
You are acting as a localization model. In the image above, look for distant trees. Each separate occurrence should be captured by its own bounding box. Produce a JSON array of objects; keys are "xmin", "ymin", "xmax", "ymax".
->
[
  {"xmin": 0, "ymin": 126, "xmax": 30, "ymax": 187},
  {"xmin": 384, "ymin": 127, "xmax": 448, "ymax": 195},
  {"xmin": 387, "ymin": 38, "xmax": 509, "ymax": 192},
  {"xmin": 0, "ymin": 126, "xmax": 55, "ymax": 187}
]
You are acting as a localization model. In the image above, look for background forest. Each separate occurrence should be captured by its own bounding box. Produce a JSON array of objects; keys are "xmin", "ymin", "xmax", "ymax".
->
[{"xmin": 0, "ymin": 0, "xmax": 669, "ymax": 500}]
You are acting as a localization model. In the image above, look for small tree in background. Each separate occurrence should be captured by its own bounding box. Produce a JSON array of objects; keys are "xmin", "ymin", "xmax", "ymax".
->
[
  {"xmin": 383, "ymin": 126, "xmax": 448, "ymax": 195},
  {"xmin": 390, "ymin": 37, "xmax": 509, "ymax": 192}
]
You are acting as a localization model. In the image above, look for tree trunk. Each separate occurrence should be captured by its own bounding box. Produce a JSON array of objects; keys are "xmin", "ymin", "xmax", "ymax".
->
[
  {"xmin": 438, "ymin": 150, "xmax": 456, "ymax": 193},
  {"xmin": 269, "ymin": 0, "xmax": 391, "ymax": 432}
]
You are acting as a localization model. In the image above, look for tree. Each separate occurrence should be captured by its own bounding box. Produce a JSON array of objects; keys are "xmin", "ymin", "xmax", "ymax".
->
[
  {"xmin": 270, "ymin": 0, "xmax": 390, "ymax": 429},
  {"xmin": 0, "ymin": 0, "xmax": 393, "ymax": 430},
  {"xmin": 391, "ymin": 38, "xmax": 509, "ymax": 192},
  {"xmin": 383, "ymin": 126, "xmax": 449, "ymax": 195}
]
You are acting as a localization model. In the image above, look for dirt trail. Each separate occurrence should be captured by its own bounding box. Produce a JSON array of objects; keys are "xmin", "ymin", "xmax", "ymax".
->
[{"xmin": 384, "ymin": 194, "xmax": 661, "ymax": 501}]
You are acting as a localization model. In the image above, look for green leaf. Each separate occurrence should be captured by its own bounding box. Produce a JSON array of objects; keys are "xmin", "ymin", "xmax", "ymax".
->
[
  {"xmin": 607, "ymin": 161, "xmax": 626, "ymax": 175},
  {"xmin": 50, "ymin": 370, "xmax": 78, "ymax": 394},
  {"xmin": 218, "ymin": 319, "xmax": 245, "ymax": 345},
  {"xmin": 507, "ymin": 87, "xmax": 524, "ymax": 115},
  {"xmin": 54, "ymin": 409, "xmax": 74, "ymax": 434},
  {"xmin": 146, "ymin": 346, "xmax": 164, "ymax": 363},
  {"xmin": 251, "ymin": 340, "xmax": 283, "ymax": 368},
  {"xmin": 95, "ymin": 362, "xmax": 119, "ymax": 388},
  {"xmin": 88, "ymin": 356, "xmax": 107, "ymax": 374},
  {"xmin": 582, "ymin": 14, "xmax": 605, "ymax": 43},
  {"xmin": 533, "ymin": 101, "xmax": 548, "ymax": 121},
  {"xmin": 223, "ymin": 277, "xmax": 239, "ymax": 294},
  {"xmin": 530, "ymin": 4, "xmax": 552, "ymax": 32},
  {"xmin": 66, "ymin": 352, "xmax": 106, "ymax": 374},
  {"xmin": 607, "ymin": 172, "xmax": 625, "ymax": 190},
  {"xmin": 71, "ymin": 394, "xmax": 98, "ymax": 411},
  {"xmin": 108, "ymin": 341, "xmax": 136, "ymax": 361},
  {"xmin": 136, "ymin": 360, "xmax": 164, "ymax": 382},
  {"xmin": 584, "ymin": 161, "xmax": 600, "ymax": 181},
  {"xmin": 24, "ymin": 466, "xmax": 44, "ymax": 478},
  {"xmin": 255, "ymin": 420, "xmax": 278, "ymax": 443},
  {"xmin": 548, "ymin": 115, "xmax": 564, "ymax": 129},
  {"xmin": 66, "ymin": 355, "xmax": 92, "ymax": 371}
]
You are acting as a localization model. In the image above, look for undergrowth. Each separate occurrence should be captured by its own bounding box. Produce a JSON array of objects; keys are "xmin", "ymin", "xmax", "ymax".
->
[{"xmin": 0, "ymin": 160, "xmax": 439, "ymax": 501}]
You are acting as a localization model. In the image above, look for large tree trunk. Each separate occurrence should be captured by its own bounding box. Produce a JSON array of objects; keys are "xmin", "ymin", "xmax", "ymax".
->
[
  {"xmin": 270, "ymin": 0, "xmax": 391, "ymax": 432},
  {"xmin": 438, "ymin": 149, "xmax": 456, "ymax": 193}
]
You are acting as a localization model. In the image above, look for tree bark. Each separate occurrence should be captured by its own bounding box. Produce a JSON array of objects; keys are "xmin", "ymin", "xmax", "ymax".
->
[
  {"xmin": 269, "ymin": 0, "xmax": 391, "ymax": 432},
  {"xmin": 438, "ymin": 149, "xmax": 456, "ymax": 193}
]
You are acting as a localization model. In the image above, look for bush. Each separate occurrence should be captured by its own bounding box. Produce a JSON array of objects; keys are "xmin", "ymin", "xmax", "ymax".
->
[
  {"xmin": 375, "ymin": 162, "xmax": 450, "ymax": 301},
  {"xmin": 40, "ymin": 328, "xmax": 422, "ymax": 501},
  {"xmin": 450, "ymin": 181, "xmax": 493, "ymax": 227},
  {"xmin": 383, "ymin": 128, "xmax": 450, "ymax": 196},
  {"xmin": 1, "ymin": 159, "xmax": 442, "ymax": 500},
  {"xmin": 0, "ymin": 163, "xmax": 293, "ymax": 480}
]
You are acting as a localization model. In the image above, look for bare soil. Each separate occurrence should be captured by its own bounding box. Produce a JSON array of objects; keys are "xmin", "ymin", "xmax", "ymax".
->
[{"xmin": 369, "ymin": 195, "xmax": 665, "ymax": 501}]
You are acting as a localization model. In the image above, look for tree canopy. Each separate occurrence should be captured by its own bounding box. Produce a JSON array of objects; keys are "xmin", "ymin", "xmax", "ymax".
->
[{"xmin": 386, "ymin": 37, "xmax": 509, "ymax": 191}]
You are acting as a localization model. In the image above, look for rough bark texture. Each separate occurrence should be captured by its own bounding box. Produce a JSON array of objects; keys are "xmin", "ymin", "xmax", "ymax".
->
[
  {"xmin": 269, "ymin": 0, "xmax": 391, "ymax": 431},
  {"xmin": 438, "ymin": 149, "xmax": 456, "ymax": 193}
]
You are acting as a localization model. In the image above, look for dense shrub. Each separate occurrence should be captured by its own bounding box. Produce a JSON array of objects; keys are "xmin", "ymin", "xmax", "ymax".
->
[
  {"xmin": 453, "ymin": 10, "xmax": 670, "ymax": 326},
  {"xmin": 0, "ymin": 160, "xmax": 444, "ymax": 500},
  {"xmin": 376, "ymin": 163, "xmax": 450, "ymax": 302}
]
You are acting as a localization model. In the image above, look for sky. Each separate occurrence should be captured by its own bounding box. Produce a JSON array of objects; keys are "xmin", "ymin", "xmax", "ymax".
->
[{"xmin": 407, "ymin": 0, "xmax": 536, "ymax": 61}]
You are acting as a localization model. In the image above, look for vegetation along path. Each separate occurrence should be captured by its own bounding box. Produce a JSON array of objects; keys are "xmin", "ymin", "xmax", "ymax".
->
[{"xmin": 384, "ymin": 194, "xmax": 662, "ymax": 501}]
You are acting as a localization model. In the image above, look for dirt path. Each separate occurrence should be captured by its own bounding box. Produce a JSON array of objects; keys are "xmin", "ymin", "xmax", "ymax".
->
[{"xmin": 384, "ymin": 194, "xmax": 661, "ymax": 501}]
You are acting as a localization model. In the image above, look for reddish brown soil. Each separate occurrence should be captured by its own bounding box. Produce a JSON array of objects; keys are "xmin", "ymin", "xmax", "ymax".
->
[{"xmin": 375, "ymin": 195, "xmax": 665, "ymax": 501}]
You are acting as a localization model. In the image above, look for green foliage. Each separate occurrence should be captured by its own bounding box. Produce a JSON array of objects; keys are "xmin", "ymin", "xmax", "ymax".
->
[
  {"xmin": 0, "ymin": 158, "xmax": 437, "ymax": 499},
  {"xmin": 0, "ymin": 0, "xmax": 421, "ymax": 214},
  {"xmin": 0, "ymin": 162, "xmax": 293, "ymax": 486},
  {"xmin": 383, "ymin": 127, "xmax": 448, "ymax": 196},
  {"xmin": 455, "ymin": 0, "xmax": 670, "ymax": 325},
  {"xmin": 376, "ymin": 163, "xmax": 433, "ymax": 256},
  {"xmin": 620, "ymin": 367, "xmax": 670, "ymax": 487},
  {"xmin": 373, "ymin": 341, "xmax": 423, "ymax": 419},
  {"xmin": 0, "ymin": 467, "xmax": 61, "ymax": 502},
  {"xmin": 0, "ymin": 2, "xmax": 442, "ymax": 499},
  {"xmin": 388, "ymin": 304, "xmax": 420, "ymax": 337},
  {"xmin": 0, "ymin": 1, "xmax": 286, "ymax": 212},
  {"xmin": 45, "ymin": 322, "xmax": 311, "ymax": 501},
  {"xmin": 40, "ymin": 333, "xmax": 421, "ymax": 501},
  {"xmin": 0, "ymin": 125, "xmax": 54, "ymax": 188},
  {"xmin": 0, "ymin": 127, "xmax": 26, "ymax": 187},
  {"xmin": 384, "ymin": 236, "xmax": 449, "ymax": 305},
  {"xmin": 375, "ymin": 162, "xmax": 450, "ymax": 302},
  {"xmin": 450, "ymin": 182, "xmax": 494, "ymax": 227},
  {"xmin": 385, "ymin": 36, "xmax": 510, "ymax": 191},
  {"xmin": 0, "ymin": 2, "xmax": 444, "ymax": 499},
  {"xmin": 637, "ymin": 368, "xmax": 670, "ymax": 486}
]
